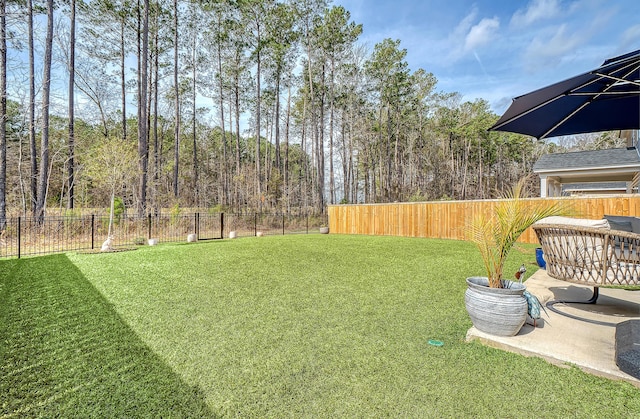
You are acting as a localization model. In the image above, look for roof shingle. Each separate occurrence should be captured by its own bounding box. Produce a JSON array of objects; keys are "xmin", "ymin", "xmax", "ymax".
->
[{"xmin": 533, "ymin": 148, "xmax": 640, "ymax": 171}]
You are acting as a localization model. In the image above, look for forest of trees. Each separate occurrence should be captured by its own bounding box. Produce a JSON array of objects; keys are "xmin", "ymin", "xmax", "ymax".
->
[{"xmin": 0, "ymin": 0, "xmax": 625, "ymax": 225}]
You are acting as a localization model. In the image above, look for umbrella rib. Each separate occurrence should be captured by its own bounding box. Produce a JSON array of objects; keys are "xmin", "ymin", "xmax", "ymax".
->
[
  {"xmin": 593, "ymin": 72, "xmax": 640, "ymax": 87},
  {"xmin": 491, "ymin": 75, "xmax": 603, "ymax": 133},
  {"xmin": 494, "ymin": 70, "xmax": 618, "ymax": 132},
  {"xmin": 491, "ymin": 96, "xmax": 563, "ymax": 132},
  {"xmin": 540, "ymin": 61, "xmax": 639, "ymax": 138},
  {"xmin": 540, "ymin": 102, "xmax": 591, "ymax": 139},
  {"xmin": 567, "ymin": 62, "xmax": 640, "ymax": 96},
  {"xmin": 598, "ymin": 56, "xmax": 640, "ymax": 80},
  {"xmin": 492, "ymin": 52, "xmax": 639, "ymax": 137},
  {"xmin": 540, "ymin": 69, "xmax": 637, "ymax": 139},
  {"xmin": 570, "ymin": 91, "xmax": 640, "ymax": 96}
]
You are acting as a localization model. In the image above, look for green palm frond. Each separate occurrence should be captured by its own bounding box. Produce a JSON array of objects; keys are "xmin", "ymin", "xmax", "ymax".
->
[{"xmin": 467, "ymin": 177, "xmax": 573, "ymax": 288}]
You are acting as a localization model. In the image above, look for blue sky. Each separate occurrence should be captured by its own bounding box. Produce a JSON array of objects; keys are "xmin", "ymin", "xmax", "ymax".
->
[{"xmin": 334, "ymin": 0, "xmax": 640, "ymax": 114}]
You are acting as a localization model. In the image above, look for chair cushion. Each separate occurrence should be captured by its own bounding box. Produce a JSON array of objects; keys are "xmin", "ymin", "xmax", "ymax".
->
[
  {"xmin": 604, "ymin": 215, "xmax": 640, "ymax": 234},
  {"xmin": 608, "ymin": 219, "xmax": 633, "ymax": 232},
  {"xmin": 536, "ymin": 216, "xmax": 610, "ymax": 229}
]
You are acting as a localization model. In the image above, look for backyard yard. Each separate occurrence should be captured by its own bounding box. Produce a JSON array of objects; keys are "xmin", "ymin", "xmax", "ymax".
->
[{"xmin": 1, "ymin": 235, "xmax": 639, "ymax": 417}]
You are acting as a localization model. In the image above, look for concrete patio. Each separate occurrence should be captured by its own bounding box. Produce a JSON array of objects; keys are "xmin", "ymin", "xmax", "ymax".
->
[{"xmin": 466, "ymin": 269, "xmax": 640, "ymax": 387}]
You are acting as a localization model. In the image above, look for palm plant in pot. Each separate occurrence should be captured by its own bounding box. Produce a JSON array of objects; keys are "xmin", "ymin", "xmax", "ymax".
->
[{"xmin": 465, "ymin": 177, "xmax": 571, "ymax": 336}]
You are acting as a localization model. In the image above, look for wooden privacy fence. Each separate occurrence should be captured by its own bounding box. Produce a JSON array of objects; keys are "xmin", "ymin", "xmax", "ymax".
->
[{"xmin": 328, "ymin": 195, "xmax": 640, "ymax": 244}]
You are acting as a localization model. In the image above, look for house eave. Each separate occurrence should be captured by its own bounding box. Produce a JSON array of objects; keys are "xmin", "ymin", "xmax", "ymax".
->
[
  {"xmin": 535, "ymin": 164, "xmax": 640, "ymax": 185},
  {"xmin": 534, "ymin": 164, "xmax": 640, "ymax": 176}
]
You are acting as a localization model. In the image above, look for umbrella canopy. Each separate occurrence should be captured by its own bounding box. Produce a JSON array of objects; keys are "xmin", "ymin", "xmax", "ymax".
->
[{"xmin": 490, "ymin": 49, "xmax": 640, "ymax": 139}]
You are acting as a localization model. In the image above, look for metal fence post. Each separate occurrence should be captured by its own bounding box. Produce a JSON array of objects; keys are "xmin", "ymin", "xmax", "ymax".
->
[
  {"xmin": 148, "ymin": 214, "xmax": 152, "ymax": 239},
  {"xmin": 220, "ymin": 213, "xmax": 224, "ymax": 239},
  {"xmin": 254, "ymin": 213, "xmax": 257, "ymax": 236},
  {"xmin": 195, "ymin": 213, "xmax": 199, "ymax": 240},
  {"xmin": 282, "ymin": 214, "xmax": 285, "ymax": 235},
  {"xmin": 91, "ymin": 214, "xmax": 95, "ymax": 250},
  {"xmin": 17, "ymin": 216, "xmax": 21, "ymax": 259}
]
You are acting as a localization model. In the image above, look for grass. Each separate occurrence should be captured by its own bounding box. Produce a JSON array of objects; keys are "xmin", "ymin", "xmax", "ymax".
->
[{"xmin": 1, "ymin": 235, "xmax": 639, "ymax": 417}]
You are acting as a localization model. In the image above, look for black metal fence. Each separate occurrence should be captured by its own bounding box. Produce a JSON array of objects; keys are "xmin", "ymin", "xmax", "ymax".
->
[{"xmin": 0, "ymin": 212, "xmax": 328, "ymax": 259}]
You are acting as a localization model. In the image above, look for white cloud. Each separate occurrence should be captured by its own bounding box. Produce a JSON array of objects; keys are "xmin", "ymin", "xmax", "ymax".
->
[
  {"xmin": 452, "ymin": 8, "xmax": 479, "ymax": 44},
  {"xmin": 443, "ymin": 9, "xmax": 500, "ymax": 63},
  {"xmin": 464, "ymin": 17, "xmax": 500, "ymax": 52},
  {"xmin": 619, "ymin": 25, "xmax": 640, "ymax": 52},
  {"xmin": 518, "ymin": 4, "xmax": 619, "ymax": 73},
  {"xmin": 511, "ymin": 0, "xmax": 561, "ymax": 27},
  {"xmin": 523, "ymin": 24, "xmax": 584, "ymax": 71}
]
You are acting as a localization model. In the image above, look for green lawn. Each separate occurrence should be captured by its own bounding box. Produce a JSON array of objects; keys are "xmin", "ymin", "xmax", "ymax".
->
[{"xmin": 1, "ymin": 235, "xmax": 639, "ymax": 417}]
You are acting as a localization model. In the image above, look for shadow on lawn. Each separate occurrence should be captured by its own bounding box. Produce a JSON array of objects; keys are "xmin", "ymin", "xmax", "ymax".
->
[{"xmin": 0, "ymin": 254, "xmax": 215, "ymax": 418}]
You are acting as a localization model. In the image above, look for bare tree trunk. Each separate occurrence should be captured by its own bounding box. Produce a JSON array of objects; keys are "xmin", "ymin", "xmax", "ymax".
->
[
  {"xmin": 146, "ymin": 41, "xmax": 153, "ymax": 198},
  {"xmin": 0, "ymin": 0, "xmax": 6, "ymax": 226},
  {"xmin": 449, "ymin": 134, "xmax": 455, "ymax": 199},
  {"xmin": 317, "ymin": 63, "xmax": 325, "ymax": 211},
  {"xmin": 216, "ymin": 30, "xmax": 226, "ymax": 207},
  {"xmin": 284, "ymin": 83, "xmax": 291, "ymax": 211},
  {"xmin": 108, "ymin": 191, "xmax": 115, "ymax": 236},
  {"xmin": 67, "ymin": 0, "xmax": 76, "ymax": 209},
  {"xmin": 363, "ymin": 154, "xmax": 369, "ymax": 203},
  {"xmin": 138, "ymin": 0, "xmax": 149, "ymax": 216},
  {"xmin": 349, "ymin": 123, "xmax": 355, "ymax": 203},
  {"xmin": 351, "ymin": 142, "xmax": 357, "ymax": 203},
  {"xmin": 172, "ymin": 0, "xmax": 180, "ymax": 199},
  {"xmin": 304, "ymin": 26, "xmax": 314, "ymax": 212},
  {"xmin": 121, "ymin": 14, "xmax": 127, "ymax": 141},
  {"xmin": 340, "ymin": 115, "xmax": 348, "ymax": 202},
  {"xmin": 234, "ymin": 51, "xmax": 241, "ymax": 209},
  {"xmin": 18, "ymin": 129, "xmax": 27, "ymax": 213},
  {"xmin": 274, "ymin": 67, "xmax": 281, "ymax": 172},
  {"xmin": 255, "ymin": 24, "xmax": 262, "ymax": 207},
  {"xmin": 393, "ymin": 106, "xmax": 400, "ymax": 200},
  {"xmin": 370, "ymin": 142, "xmax": 377, "ymax": 202},
  {"xmin": 36, "ymin": 0, "xmax": 54, "ymax": 222},
  {"xmin": 328, "ymin": 59, "xmax": 335, "ymax": 205},
  {"xmin": 263, "ymin": 109, "xmax": 271, "ymax": 202},
  {"xmin": 478, "ymin": 138, "xmax": 484, "ymax": 198},
  {"xmin": 376, "ymin": 106, "xmax": 383, "ymax": 200},
  {"xmin": 300, "ymin": 96, "xmax": 307, "ymax": 209},
  {"xmin": 28, "ymin": 0, "xmax": 37, "ymax": 215},
  {"xmin": 461, "ymin": 138, "xmax": 470, "ymax": 200},
  {"xmin": 228, "ymin": 93, "xmax": 234, "ymax": 208},
  {"xmin": 152, "ymin": 2, "xmax": 159, "ymax": 213},
  {"xmin": 385, "ymin": 105, "xmax": 391, "ymax": 201},
  {"xmin": 192, "ymin": 33, "xmax": 199, "ymax": 205}
]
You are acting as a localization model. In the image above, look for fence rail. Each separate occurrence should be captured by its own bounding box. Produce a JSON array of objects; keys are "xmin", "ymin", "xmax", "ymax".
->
[
  {"xmin": 0, "ymin": 212, "xmax": 327, "ymax": 259},
  {"xmin": 328, "ymin": 195, "xmax": 640, "ymax": 244}
]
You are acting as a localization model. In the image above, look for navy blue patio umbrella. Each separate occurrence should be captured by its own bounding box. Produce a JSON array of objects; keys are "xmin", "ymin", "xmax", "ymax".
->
[{"xmin": 489, "ymin": 49, "xmax": 640, "ymax": 139}]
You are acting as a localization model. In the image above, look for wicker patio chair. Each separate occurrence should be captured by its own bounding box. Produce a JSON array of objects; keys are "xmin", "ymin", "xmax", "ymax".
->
[{"xmin": 533, "ymin": 223, "xmax": 640, "ymax": 303}]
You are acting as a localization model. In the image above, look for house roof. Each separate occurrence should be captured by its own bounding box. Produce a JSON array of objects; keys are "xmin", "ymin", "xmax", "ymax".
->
[{"xmin": 533, "ymin": 147, "xmax": 640, "ymax": 172}]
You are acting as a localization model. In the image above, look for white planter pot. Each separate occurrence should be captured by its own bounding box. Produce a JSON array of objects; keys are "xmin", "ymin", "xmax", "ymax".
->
[
  {"xmin": 229, "ymin": 231, "xmax": 237, "ymax": 239},
  {"xmin": 187, "ymin": 233, "xmax": 197, "ymax": 243},
  {"xmin": 464, "ymin": 276, "xmax": 528, "ymax": 337},
  {"xmin": 148, "ymin": 238, "xmax": 158, "ymax": 246},
  {"xmin": 319, "ymin": 227, "xmax": 329, "ymax": 234}
]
